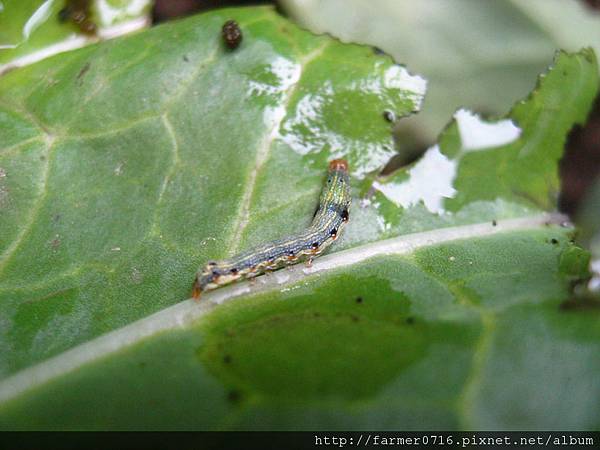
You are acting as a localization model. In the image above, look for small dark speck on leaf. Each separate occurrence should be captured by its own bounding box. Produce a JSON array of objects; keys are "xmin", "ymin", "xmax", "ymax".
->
[
  {"xmin": 313, "ymin": 312, "xmax": 321, "ymax": 318},
  {"xmin": 406, "ymin": 317, "xmax": 415, "ymax": 325},
  {"xmin": 551, "ymin": 238, "xmax": 559, "ymax": 245},
  {"xmin": 350, "ymin": 315, "xmax": 359, "ymax": 322},
  {"xmin": 223, "ymin": 354, "xmax": 232, "ymax": 364},
  {"xmin": 58, "ymin": 6, "xmax": 70, "ymax": 22},
  {"xmin": 227, "ymin": 390, "xmax": 242, "ymax": 403},
  {"xmin": 372, "ymin": 46, "xmax": 385, "ymax": 55},
  {"xmin": 50, "ymin": 236, "xmax": 61, "ymax": 250},
  {"xmin": 77, "ymin": 62, "xmax": 91, "ymax": 83},
  {"xmin": 560, "ymin": 296, "xmax": 600, "ymax": 311},
  {"xmin": 355, "ymin": 297, "xmax": 363, "ymax": 304}
]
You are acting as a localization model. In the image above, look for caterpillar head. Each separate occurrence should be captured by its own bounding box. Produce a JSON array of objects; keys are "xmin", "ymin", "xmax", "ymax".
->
[{"xmin": 193, "ymin": 261, "xmax": 223, "ymax": 299}]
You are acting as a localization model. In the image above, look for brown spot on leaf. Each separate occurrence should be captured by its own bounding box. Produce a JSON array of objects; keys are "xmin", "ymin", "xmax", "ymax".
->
[
  {"xmin": 50, "ymin": 235, "xmax": 61, "ymax": 251},
  {"xmin": 77, "ymin": 62, "xmax": 91, "ymax": 84},
  {"xmin": 227, "ymin": 390, "xmax": 242, "ymax": 403},
  {"xmin": 560, "ymin": 294, "xmax": 600, "ymax": 311}
]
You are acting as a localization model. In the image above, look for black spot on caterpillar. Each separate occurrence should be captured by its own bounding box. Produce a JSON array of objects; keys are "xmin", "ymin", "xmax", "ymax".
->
[{"xmin": 193, "ymin": 160, "xmax": 351, "ymax": 299}]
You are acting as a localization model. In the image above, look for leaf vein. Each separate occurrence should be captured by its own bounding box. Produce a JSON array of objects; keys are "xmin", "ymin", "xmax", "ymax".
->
[
  {"xmin": 149, "ymin": 113, "xmax": 180, "ymax": 236},
  {"xmin": 227, "ymin": 41, "xmax": 332, "ymax": 255},
  {"xmin": 0, "ymin": 136, "xmax": 45, "ymax": 157},
  {"xmin": 456, "ymin": 312, "xmax": 496, "ymax": 428},
  {"xmin": 0, "ymin": 213, "xmax": 564, "ymax": 403},
  {"xmin": 0, "ymin": 137, "xmax": 55, "ymax": 275}
]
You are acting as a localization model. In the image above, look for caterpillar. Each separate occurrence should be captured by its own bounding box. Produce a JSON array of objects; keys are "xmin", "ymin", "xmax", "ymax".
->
[{"xmin": 192, "ymin": 159, "xmax": 351, "ymax": 299}]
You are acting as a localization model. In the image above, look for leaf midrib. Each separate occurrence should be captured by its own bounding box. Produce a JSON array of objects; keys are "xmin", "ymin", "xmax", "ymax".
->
[{"xmin": 0, "ymin": 212, "xmax": 566, "ymax": 405}]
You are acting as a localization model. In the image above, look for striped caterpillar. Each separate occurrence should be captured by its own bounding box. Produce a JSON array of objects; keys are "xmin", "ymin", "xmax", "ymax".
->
[{"xmin": 192, "ymin": 159, "xmax": 351, "ymax": 299}]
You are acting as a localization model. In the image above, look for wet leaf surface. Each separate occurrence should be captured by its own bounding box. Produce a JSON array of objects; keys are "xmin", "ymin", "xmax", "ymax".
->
[
  {"xmin": 0, "ymin": 5, "xmax": 425, "ymax": 378},
  {"xmin": 0, "ymin": 6, "xmax": 598, "ymax": 430},
  {"xmin": 281, "ymin": 0, "xmax": 600, "ymax": 141}
]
